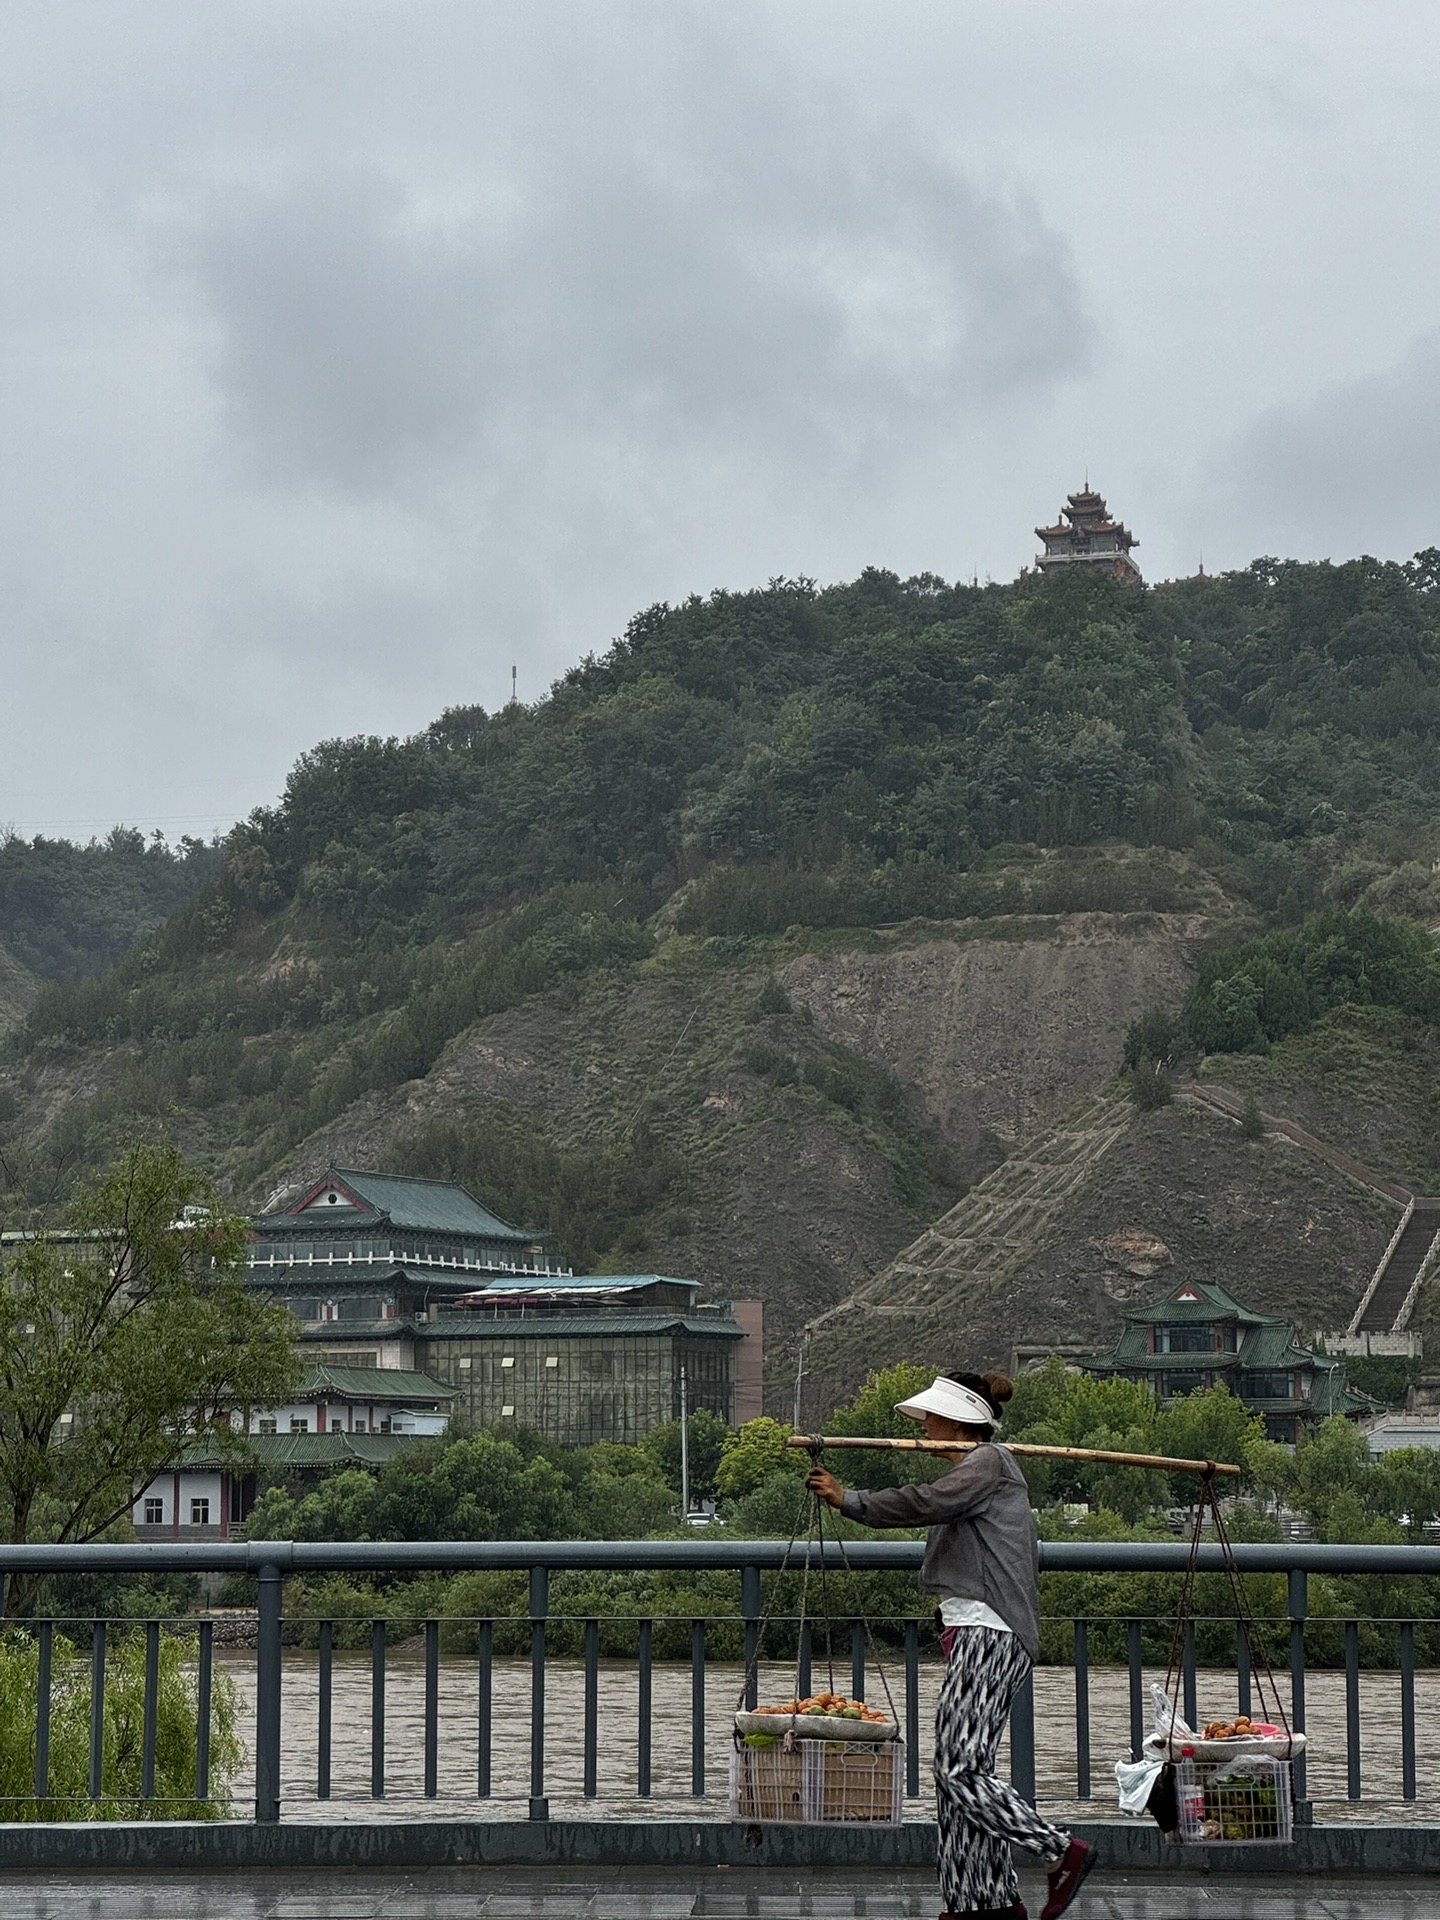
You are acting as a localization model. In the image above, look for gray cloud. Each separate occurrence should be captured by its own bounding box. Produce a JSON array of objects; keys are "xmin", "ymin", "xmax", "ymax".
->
[
  {"xmin": 5, "ymin": 2, "xmax": 1440, "ymax": 836},
  {"xmin": 171, "ymin": 10, "xmax": 1091, "ymax": 498},
  {"xmin": 1199, "ymin": 329, "xmax": 1440, "ymax": 563}
]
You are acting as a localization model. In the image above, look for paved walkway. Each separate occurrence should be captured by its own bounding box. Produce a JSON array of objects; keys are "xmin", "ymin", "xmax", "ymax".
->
[{"xmin": 1, "ymin": 1870, "xmax": 1438, "ymax": 1918}]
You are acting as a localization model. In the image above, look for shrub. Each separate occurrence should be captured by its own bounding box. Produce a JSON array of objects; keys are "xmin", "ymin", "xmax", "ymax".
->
[{"xmin": 0, "ymin": 1628, "xmax": 238, "ymax": 1818}]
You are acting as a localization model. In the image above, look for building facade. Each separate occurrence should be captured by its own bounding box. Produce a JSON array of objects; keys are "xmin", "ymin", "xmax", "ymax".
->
[
  {"xmin": 1081, "ymin": 1279, "xmax": 1378, "ymax": 1444},
  {"xmin": 243, "ymin": 1167, "xmax": 763, "ymax": 1448},
  {"xmin": 1034, "ymin": 486, "xmax": 1142, "ymax": 585},
  {"xmin": 131, "ymin": 1366, "xmax": 455, "ymax": 1538},
  {"xmin": 417, "ymin": 1275, "xmax": 754, "ymax": 1448}
]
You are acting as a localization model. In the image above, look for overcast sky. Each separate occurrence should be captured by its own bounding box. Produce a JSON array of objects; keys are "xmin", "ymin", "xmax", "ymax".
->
[{"xmin": 4, "ymin": 1, "xmax": 1440, "ymax": 840}]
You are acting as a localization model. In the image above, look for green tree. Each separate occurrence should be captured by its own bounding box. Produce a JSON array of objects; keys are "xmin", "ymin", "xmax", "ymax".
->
[
  {"xmin": 1125, "ymin": 1056, "xmax": 1172, "ymax": 1111},
  {"xmin": 0, "ymin": 1143, "xmax": 300, "ymax": 1610},
  {"xmin": 1237, "ymin": 1095, "xmax": 1264, "ymax": 1140},
  {"xmin": 641, "ymin": 1410, "xmax": 728, "ymax": 1503},
  {"xmin": 716, "ymin": 1417, "xmax": 802, "ymax": 1500}
]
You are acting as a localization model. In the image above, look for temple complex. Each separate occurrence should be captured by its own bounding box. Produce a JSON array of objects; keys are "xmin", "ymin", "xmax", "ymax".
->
[{"xmin": 1035, "ymin": 485, "xmax": 1142, "ymax": 585}]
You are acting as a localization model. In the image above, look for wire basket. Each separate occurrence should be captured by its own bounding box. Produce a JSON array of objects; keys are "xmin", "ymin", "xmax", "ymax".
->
[
  {"xmin": 729, "ymin": 1739, "xmax": 903, "ymax": 1826},
  {"xmin": 1175, "ymin": 1755, "xmax": 1293, "ymax": 1846}
]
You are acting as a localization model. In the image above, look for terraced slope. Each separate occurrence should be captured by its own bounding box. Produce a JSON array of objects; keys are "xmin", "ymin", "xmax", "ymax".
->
[{"xmin": 799, "ymin": 1089, "xmax": 1131, "ymax": 1415}]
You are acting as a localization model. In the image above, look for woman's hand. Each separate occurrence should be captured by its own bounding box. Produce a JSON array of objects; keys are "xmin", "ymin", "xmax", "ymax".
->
[{"xmin": 807, "ymin": 1466, "xmax": 845, "ymax": 1509}]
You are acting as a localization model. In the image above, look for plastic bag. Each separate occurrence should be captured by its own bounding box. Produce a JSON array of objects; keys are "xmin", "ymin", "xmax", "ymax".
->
[
  {"xmin": 1115, "ymin": 1685, "xmax": 1192, "ymax": 1817},
  {"xmin": 1115, "ymin": 1755, "xmax": 1164, "ymax": 1816},
  {"xmin": 1143, "ymin": 1682, "xmax": 1193, "ymax": 1754}
]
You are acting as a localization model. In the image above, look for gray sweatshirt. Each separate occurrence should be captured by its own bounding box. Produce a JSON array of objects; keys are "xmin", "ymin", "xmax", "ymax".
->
[{"xmin": 840, "ymin": 1444, "xmax": 1040, "ymax": 1660}]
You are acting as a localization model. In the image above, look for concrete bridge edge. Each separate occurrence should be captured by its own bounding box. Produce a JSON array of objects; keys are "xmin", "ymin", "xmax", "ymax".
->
[{"xmin": 0, "ymin": 1819, "xmax": 1433, "ymax": 1876}]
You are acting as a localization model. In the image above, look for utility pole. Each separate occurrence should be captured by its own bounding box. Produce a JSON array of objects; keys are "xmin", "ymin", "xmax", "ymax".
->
[{"xmin": 679, "ymin": 1365, "xmax": 690, "ymax": 1521}]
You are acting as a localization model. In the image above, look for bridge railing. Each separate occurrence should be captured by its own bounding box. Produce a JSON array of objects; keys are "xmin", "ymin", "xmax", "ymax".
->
[{"xmin": 0, "ymin": 1538, "xmax": 1437, "ymax": 1822}]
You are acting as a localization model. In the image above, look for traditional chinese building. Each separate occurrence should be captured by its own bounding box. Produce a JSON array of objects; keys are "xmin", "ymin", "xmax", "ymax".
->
[
  {"xmin": 1035, "ymin": 486, "xmax": 1142, "ymax": 585},
  {"xmin": 244, "ymin": 1166, "xmax": 763, "ymax": 1449},
  {"xmin": 1081, "ymin": 1279, "xmax": 1380, "ymax": 1445}
]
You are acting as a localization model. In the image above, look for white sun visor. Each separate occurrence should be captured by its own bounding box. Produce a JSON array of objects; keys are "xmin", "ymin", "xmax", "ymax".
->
[{"xmin": 894, "ymin": 1375, "xmax": 1000, "ymax": 1429}]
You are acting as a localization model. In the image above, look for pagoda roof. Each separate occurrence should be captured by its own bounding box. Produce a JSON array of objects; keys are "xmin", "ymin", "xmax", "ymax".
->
[
  {"xmin": 1121, "ymin": 1280, "xmax": 1277, "ymax": 1326},
  {"xmin": 297, "ymin": 1364, "xmax": 458, "ymax": 1402},
  {"xmin": 261, "ymin": 1165, "xmax": 542, "ymax": 1244}
]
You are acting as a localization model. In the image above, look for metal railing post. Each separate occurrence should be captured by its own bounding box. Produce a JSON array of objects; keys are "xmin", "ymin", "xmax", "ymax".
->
[
  {"xmin": 1010, "ymin": 1664, "xmax": 1036, "ymax": 1806},
  {"xmin": 1401, "ymin": 1621, "xmax": 1417, "ymax": 1801},
  {"xmin": 1073, "ymin": 1620, "xmax": 1090, "ymax": 1799},
  {"xmin": 528, "ymin": 1565, "xmax": 549, "ymax": 1821},
  {"xmin": 741, "ymin": 1563, "xmax": 761, "ymax": 1710},
  {"xmin": 254, "ymin": 1561, "xmax": 284, "ymax": 1824},
  {"xmin": 1288, "ymin": 1568, "xmax": 1310, "ymax": 1822},
  {"xmin": 32, "ymin": 1620, "xmax": 51, "ymax": 1805}
]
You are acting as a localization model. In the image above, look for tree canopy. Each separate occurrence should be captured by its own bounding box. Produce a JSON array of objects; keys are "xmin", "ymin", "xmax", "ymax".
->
[{"xmin": 0, "ymin": 1143, "xmax": 299, "ymax": 1606}]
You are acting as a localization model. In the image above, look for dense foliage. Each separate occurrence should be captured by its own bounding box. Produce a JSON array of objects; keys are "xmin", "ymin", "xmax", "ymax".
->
[
  {"xmin": 1180, "ymin": 905, "xmax": 1440, "ymax": 1054},
  {"xmin": 0, "ymin": 829, "xmax": 220, "ymax": 982},
  {"xmin": 0, "ymin": 1144, "xmax": 300, "ymax": 1612},
  {"xmin": 247, "ymin": 1364, "xmax": 1440, "ymax": 1668},
  {"xmin": 0, "ymin": 1629, "xmax": 238, "ymax": 1819}
]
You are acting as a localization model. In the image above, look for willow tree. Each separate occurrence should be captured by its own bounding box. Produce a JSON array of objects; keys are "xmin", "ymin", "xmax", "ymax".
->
[{"xmin": 0, "ymin": 1143, "xmax": 300, "ymax": 1612}]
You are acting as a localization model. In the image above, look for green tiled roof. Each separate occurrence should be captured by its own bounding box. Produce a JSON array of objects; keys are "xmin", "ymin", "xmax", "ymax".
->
[
  {"xmin": 249, "ymin": 1431, "xmax": 414, "ymax": 1467},
  {"xmin": 1121, "ymin": 1282, "xmax": 1279, "ymax": 1327},
  {"xmin": 299, "ymin": 1365, "xmax": 457, "ymax": 1401},
  {"xmin": 258, "ymin": 1268, "xmax": 483, "ymax": 1293},
  {"xmin": 179, "ymin": 1431, "xmax": 415, "ymax": 1469},
  {"xmin": 329, "ymin": 1167, "xmax": 536, "ymax": 1241}
]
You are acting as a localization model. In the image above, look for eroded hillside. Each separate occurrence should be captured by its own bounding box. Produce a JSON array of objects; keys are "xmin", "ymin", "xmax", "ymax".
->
[
  {"xmin": 799, "ymin": 1096, "xmax": 1398, "ymax": 1416},
  {"xmin": 782, "ymin": 908, "xmax": 1211, "ymax": 1167}
]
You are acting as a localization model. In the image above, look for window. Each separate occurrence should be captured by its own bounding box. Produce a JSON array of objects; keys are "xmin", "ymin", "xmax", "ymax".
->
[
  {"xmin": 290, "ymin": 1417, "xmax": 309, "ymax": 1433},
  {"xmin": 1165, "ymin": 1372, "xmax": 1205, "ymax": 1396},
  {"xmin": 1239, "ymin": 1371, "xmax": 1294, "ymax": 1400},
  {"xmin": 190, "ymin": 1498, "xmax": 210, "ymax": 1526},
  {"xmin": 143, "ymin": 1498, "xmax": 163, "ymax": 1525},
  {"xmin": 1155, "ymin": 1324, "xmax": 1216, "ymax": 1354},
  {"xmin": 257, "ymin": 1417, "xmax": 277, "ymax": 1434},
  {"xmin": 500, "ymin": 1404, "xmax": 515, "ymax": 1418},
  {"xmin": 545, "ymin": 1356, "xmax": 559, "ymax": 1369},
  {"xmin": 458, "ymin": 1357, "xmax": 472, "ymax": 1371},
  {"xmin": 501, "ymin": 1356, "xmax": 515, "ymax": 1369},
  {"xmin": 353, "ymin": 1419, "xmax": 366, "ymax": 1432}
]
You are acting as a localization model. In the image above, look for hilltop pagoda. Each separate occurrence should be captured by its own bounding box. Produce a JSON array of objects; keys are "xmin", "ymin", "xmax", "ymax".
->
[{"xmin": 1035, "ymin": 486, "xmax": 1142, "ymax": 585}]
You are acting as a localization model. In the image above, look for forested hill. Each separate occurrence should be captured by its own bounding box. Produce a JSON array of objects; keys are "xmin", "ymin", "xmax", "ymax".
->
[
  {"xmin": 9, "ymin": 553, "xmax": 1440, "ymax": 1395},
  {"xmin": 147, "ymin": 552, "xmax": 1440, "ymax": 937},
  {"xmin": 0, "ymin": 829, "xmax": 221, "ymax": 1022}
]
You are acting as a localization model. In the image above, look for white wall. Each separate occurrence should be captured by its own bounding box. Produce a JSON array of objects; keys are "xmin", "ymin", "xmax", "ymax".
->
[{"xmin": 132, "ymin": 1469, "xmax": 226, "ymax": 1531}]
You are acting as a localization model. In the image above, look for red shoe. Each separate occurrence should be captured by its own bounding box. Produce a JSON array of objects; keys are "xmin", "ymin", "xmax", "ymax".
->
[{"xmin": 1040, "ymin": 1839, "xmax": 1095, "ymax": 1920}]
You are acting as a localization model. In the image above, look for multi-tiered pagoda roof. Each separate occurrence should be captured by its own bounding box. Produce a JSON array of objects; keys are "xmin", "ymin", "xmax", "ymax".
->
[{"xmin": 1035, "ymin": 486, "xmax": 1142, "ymax": 585}]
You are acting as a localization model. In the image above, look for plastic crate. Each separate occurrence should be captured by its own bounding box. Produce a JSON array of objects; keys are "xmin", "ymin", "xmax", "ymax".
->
[
  {"xmin": 729, "ymin": 1742, "xmax": 805, "ymax": 1822},
  {"xmin": 1175, "ymin": 1755, "xmax": 1292, "ymax": 1845},
  {"xmin": 729, "ymin": 1739, "xmax": 903, "ymax": 1826}
]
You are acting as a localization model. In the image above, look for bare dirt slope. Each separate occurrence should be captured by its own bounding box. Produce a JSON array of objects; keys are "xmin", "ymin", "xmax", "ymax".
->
[{"xmin": 782, "ymin": 912, "xmax": 1207, "ymax": 1175}]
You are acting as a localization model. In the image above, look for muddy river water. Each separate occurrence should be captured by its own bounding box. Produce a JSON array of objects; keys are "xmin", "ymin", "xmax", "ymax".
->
[{"xmin": 205, "ymin": 1647, "xmax": 1440, "ymax": 1825}]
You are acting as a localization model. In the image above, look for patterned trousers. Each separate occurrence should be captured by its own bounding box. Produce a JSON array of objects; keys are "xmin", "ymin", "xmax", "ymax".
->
[{"xmin": 934, "ymin": 1627, "xmax": 1069, "ymax": 1916}]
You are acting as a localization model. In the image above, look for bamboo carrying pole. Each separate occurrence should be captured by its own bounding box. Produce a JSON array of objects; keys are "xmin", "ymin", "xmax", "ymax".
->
[{"xmin": 786, "ymin": 1434, "xmax": 1241, "ymax": 1477}]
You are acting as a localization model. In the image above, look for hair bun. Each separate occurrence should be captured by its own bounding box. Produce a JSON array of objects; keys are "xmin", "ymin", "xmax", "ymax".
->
[{"xmin": 981, "ymin": 1370, "xmax": 1015, "ymax": 1405}]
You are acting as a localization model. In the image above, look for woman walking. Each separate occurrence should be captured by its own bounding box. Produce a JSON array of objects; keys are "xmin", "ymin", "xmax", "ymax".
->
[{"xmin": 807, "ymin": 1370, "xmax": 1094, "ymax": 1920}]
